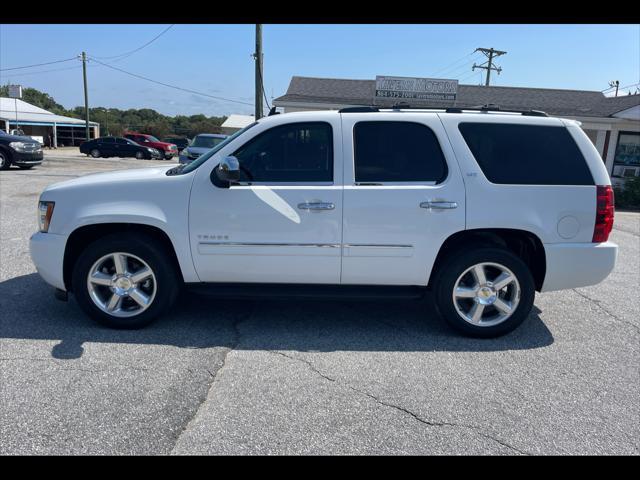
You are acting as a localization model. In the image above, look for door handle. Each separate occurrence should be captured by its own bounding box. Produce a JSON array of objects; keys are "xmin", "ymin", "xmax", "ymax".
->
[
  {"xmin": 297, "ymin": 202, "xmax": 335, "ymax": 211},
  {"xmin": 420, "ymin": 201, "xmax": 458, "ymax": 210}
]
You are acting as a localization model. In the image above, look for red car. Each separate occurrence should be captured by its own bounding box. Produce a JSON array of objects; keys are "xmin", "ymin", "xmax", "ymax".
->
[{"xmin": 124, "ymin": 132, "xmax": 178, "ymax": 160}]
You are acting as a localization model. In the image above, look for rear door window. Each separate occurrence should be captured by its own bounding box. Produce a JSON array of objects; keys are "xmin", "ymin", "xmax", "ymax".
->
[
  {"xmin": 458, "ymin": 123, "xmax": 594, "ymax": 185},
  {"xmin": 353, "ymin": 121, "xmax": 448, "ymax": 184}
]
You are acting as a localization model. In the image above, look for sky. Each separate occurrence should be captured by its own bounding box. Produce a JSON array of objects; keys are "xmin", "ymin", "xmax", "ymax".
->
[{"xmin": 1, "ymin": 24, "xmax": 638, "ymax": 117}]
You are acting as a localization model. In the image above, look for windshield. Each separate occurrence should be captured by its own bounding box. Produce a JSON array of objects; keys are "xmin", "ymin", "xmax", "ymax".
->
[
  {"xmin": 146, "ymin": 135, "xmax": 160, "ymax": 142},
  {"xmin": 178, "ymin": 122, "xmax": 258, "ymax": 174},
  {"xmin": 192, "ymin": 135, "xmax": 226, "ymax": 149}
]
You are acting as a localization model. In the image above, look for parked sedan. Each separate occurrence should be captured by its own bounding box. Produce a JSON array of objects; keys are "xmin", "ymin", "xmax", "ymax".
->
[
  {"xmin": 179, "ymin": 133, "xmax": 228, "ymax": 164},
  {"xmin": 80, "ymin": 137, "xmax": 162, "ymax": 160}
]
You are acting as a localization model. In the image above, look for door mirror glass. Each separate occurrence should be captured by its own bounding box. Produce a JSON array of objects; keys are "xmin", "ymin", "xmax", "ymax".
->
[{"xmin": 212, "ymin": 156, "xmax": 241, "ymax": 188}]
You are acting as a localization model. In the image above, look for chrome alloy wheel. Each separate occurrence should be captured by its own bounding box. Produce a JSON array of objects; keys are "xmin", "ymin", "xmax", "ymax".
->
[
  {"xmin": 452, "ymin": 262, "xmax": 521, "ymax": 327},
  {"xmin": 87, "ymin": 252, "xmax": 157, "ymax": 318}
]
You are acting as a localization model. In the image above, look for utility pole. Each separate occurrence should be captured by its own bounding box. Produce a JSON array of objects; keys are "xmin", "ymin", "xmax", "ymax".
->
[
  {"xmin": 253, "ymin": 24, "xmax": 264, "ymax": 120},
  {"xmin": 81, "ymin": 51, "xmax": 90, "ymax": 140},
  {"xmin": 609, "ymin": 80, "xmax": 620, "ymax": 97},
  {"xmin": 472, "ymin": 47, "xmax": 507, "ymax": 86}
]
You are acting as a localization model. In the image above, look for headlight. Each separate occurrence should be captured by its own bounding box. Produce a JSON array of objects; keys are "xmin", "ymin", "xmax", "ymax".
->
[
  {"xmin": 147, "ymin": 148, "xmax": 155, "ymax": 153},
  {"xmin": 38, "ymin": 201, "xmax": 55, "ymax": 232},
  {"xmin": 10, "ymin": 141, "xmax": 41, "ymax": 153}
]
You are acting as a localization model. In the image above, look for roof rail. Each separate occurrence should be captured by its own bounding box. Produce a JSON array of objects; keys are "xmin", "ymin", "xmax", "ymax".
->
[
  {"xmin": 338, "ymin": 106, "xmax": 379, "ymax": 113},
  {"xmin": 338, "ymin": 104, "xmax": 548, "ymax": 117}
]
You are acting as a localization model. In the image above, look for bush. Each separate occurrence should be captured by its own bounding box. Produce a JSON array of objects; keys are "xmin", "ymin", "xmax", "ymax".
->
[{"xmin": 614, "ymin": 176, "xmax": 640, "ymax": 210}]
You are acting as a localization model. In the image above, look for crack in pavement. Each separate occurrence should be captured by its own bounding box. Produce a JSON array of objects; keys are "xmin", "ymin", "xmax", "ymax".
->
[
  {"xmin": 270, "ymin": 350, "xmax": 529, "ymax": 455},
  {"xmin": 169, "ymin": 304, "xmax": 256, "ymax": 454},
  {"xmin": 572, "ymin": 288, "xmax": 640, "ymax": 336}
]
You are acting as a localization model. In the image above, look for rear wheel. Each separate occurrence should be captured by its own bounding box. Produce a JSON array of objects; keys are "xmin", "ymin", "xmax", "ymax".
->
[
  {"xmin": 433, "ymin": 247, "xmax": 535, "ymax": 338},
  {"xmin": 72, "ymin": 233, "xmax": 180, "ymax": 329},
  {"xmin": 90, "ymin": 149, "xmax": 101, "ymax": 158}
]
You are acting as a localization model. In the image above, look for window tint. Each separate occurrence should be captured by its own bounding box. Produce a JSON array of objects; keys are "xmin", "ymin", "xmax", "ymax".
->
[
  {"xmin": 458, "ymin": 123, "xmax": 594, "ymax": 185},
  {"xmin": 100, "ymin": 137, "xmax": 115, "ymax": 144},
  {"xmin": 233, "ymin": 122, "xmax": 333, "ymax": 182},
  {"xmin": 353, "ymin": 121, "xmax": 448, "ymax": 183},
  {"xmin": 115, "ymin": 138, "xmax": 129, "ymax": 144}
]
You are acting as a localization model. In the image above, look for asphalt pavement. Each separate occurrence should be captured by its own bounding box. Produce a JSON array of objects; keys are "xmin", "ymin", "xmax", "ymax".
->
[{"xmin": 1, "ymin": 154, "xmax": 638, "ymax": 455}]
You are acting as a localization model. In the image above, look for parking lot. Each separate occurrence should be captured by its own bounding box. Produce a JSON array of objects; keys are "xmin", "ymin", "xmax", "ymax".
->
[{"xmin": 0, "ymin": 152, "xmax": 638, "ymax": 455}]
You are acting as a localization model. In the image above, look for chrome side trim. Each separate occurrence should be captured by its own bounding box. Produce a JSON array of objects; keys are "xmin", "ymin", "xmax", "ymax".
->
[
  {"xmin": 199, "ymin": 242, "xmax": 341, "ymax": 248},
  {"xmin": 343, "ymin": 244, "xmax": 413, "ymax": 249}
]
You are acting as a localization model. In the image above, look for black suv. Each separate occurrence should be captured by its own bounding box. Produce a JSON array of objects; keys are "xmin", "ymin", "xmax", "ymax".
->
[
  {"xmin": 80, "ymin": 137, "xmax": 163, "ymax": 159},
  {"xmin": 0, "ymin": 131, "xmax": 44, "ymax": 170}
]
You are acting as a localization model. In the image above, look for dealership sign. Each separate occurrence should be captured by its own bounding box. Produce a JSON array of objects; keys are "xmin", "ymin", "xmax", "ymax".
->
[{"xmin": 374, "ymin": 76, "xmax": 458, "ymax": 102}]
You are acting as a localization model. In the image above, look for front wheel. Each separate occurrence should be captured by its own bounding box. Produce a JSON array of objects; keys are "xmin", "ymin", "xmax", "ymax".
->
[
  {"xmin": 72, "ymin": 233, "xmax": 180, "ymax": 329},
  {"xmin": 135, "ymin": 151, "xmax": 144, "ymax": 159},
  {"xmin": 0, "ymin": 151, "xmax": 10, "ymax": 170},
  {"xmin": 433, "ymin": 247, "xmax": 535, "ymax": 338}
]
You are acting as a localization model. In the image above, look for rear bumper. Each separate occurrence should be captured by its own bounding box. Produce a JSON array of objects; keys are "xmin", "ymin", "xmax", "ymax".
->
[
  {"xmin": 541, "ymin": 241, "xmax": 618, "ymax": 292},
  {"xmin": 29, "ymin": 232, "xmax": 67, "ymax": 291}
]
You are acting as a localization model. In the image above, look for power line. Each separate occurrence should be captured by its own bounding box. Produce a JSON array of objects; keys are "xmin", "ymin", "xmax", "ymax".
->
[
  {"xmin": 92, "ymin": 25, "xmax": 175, "ymax": 60},
  {"xmin": 0, "ymin": 64, "xmax": 82, "ymax": 77},
  {"xmin": 88, "ymin": 56, "xmax": 254, "ymax": 107},
  {"xmin": 602, "ymin": 81, "xmax": 639, "ymax": 93},
  {"xmin": 0, "ymin": 56, "xmax": 77, "ymax": 72},
  {"xmin": 459, "ymin": 70, "xmax": 482, "ymax": 83},
  {"xmin": 445, "ymin": 60, "xmax": 480, "ymax": 80},
  {"xmin": 429, "ymin": 51, "xmax": 479, "ymax": 78}
]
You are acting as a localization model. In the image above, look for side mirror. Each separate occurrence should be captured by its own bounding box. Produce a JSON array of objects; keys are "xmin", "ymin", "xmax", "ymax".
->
[{"xmin": 212, "ymin": 155, "xmax": 241, "ymax": 188}]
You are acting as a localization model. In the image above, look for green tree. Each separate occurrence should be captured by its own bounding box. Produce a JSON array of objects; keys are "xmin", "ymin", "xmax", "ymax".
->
[{"xmin": 2, "ymin": 85, "xmax": 228, "ymax": 138}]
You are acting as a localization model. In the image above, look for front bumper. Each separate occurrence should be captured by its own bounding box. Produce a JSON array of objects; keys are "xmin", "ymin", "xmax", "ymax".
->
[
  {"xmin": 29, "ymin": 232, "xmax": 67, "ymax": 291},
  {"xmin": 541, "ymin": 241, "xmax": 618, "ymax": 292},
  {"xmin": 13, "ymin": 150, "xmax": 44, "ymax": 166}
]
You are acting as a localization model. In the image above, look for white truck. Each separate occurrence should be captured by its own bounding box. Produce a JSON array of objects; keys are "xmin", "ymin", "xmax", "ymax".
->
[{"xmin": 30, "ymin": 107, "xmax": 617, "ymax": 337}]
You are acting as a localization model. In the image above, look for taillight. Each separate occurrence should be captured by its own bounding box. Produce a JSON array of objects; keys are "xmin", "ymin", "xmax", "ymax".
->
[{"xmin": 592, "ymin": 185, "xmax": 614, "ymax": 243}]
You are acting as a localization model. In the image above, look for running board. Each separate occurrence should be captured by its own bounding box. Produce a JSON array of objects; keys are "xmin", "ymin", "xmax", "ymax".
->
[{"xmin": 185, "ymin": 283, "xmax": 427, "ymax": 300}]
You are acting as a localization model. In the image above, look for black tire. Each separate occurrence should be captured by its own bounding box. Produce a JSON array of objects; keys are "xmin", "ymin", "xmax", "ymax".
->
[
  {"xmin": 432, "ymin": 246, "xmax": 535, "ymax": 338},
  {"xmin": 18, "ymin": 165, "xmax": 34, "ymax": 170},
  {"xmin": 164, "ymin": 152, "xmax": 173, "ymax": 160},
  {"xmin": 135, "ymin": 150, "xmax": 144, "ymax": 159},
  {"xmin": 0, "ymin": 150, "xmax": 11, "ymax": 170},
  {"xmin": 71, "ymin": 232, "xmax": 181, "ymax": 329},
  {"xmin": 90, "ymin": 148, "xmax": 101, "ymax": 158}
]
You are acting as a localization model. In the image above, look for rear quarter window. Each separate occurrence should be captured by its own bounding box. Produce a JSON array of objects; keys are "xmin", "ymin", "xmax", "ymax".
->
[{"xmin": 458, "ymin": 123, "xmax": 594, "ymax": 185}]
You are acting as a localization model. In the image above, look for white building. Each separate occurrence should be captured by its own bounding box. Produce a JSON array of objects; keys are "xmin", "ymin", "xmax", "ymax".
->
[
  {"xmin": 220, "ymin": 114, "xmax": 255, "ymax": 135},
  {"xmin": 274, "ymin": 76, "xmax": 640, "ymax": 181},
  {"xmin": 0, "ymin": 97, "xmax": 99, "ymax": 147}
]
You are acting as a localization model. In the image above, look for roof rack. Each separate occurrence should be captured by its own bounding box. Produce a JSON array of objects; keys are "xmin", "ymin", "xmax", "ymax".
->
[{"xmin": 338, "ymin": 104, "xmax": 548, "ymax": 117}]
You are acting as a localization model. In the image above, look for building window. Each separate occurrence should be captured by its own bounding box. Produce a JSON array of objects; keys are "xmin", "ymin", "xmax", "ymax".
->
[{"xmin": 614, "ymin": 132, "xmax": 640, "ymax": 166}]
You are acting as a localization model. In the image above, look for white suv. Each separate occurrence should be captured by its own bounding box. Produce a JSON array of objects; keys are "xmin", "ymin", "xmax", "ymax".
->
[{"xmin": 29, "ymin": 108, "xmax": 617, "ymax": 337}]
